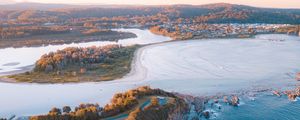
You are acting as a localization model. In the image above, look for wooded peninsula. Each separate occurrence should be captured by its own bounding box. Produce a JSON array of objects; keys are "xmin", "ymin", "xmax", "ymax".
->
[{"xmin": 7, "ymin": 45, "xmax": 139, "ymax": 83}]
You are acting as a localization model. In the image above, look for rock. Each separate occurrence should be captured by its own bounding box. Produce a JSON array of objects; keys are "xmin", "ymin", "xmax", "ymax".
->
[
  {"xmin": 283, "ymin": 90, "xmax": 292, "ymax": 95},
  {"xmin": 272, "ymin": 90, "xmax": 281, "ymax": 97},
  {"xmin": 8, "ymin": 115, "xmax": 16, "ymax": 120},
  {"xmin": 223, "ymin": 96, "xmax": 229, "ymax": 103},
  {"xmin": 296, "ymin": 73, "xmax": 300, "ymax": 81},
  {"xmin": 284, "ymin": 87, "xmax": 300, "ymax": 100},
  {"xmin": 287, "ymin": 93, "xmax": 297, "ymax": 100},
  {"xmin": 230, "ymin": 96, "xmax": 239, "ymax": 106},
  {"xmin": 202, "ymin": 111, "xmax": 210, "ymax": 119},
  {"xmin": 214, "ymin": 99, "xmax": 219, "ymax": 103}
]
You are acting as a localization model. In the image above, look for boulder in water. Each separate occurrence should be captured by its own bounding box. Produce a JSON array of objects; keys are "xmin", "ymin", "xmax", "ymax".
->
[
  {"xmin": 230, "ymin": 96, "xmax": 239, "ymax": 106},
  {"xmin": 223, "ymin": 96, "xmax": 229, "ymax": 103},
  {"xmin": 287, "ymin": 93, "xmax": 297, "ymax": 100},
  {"xmin": 202, "ymin": 111, "xmax": 210, "ymax": 119}
]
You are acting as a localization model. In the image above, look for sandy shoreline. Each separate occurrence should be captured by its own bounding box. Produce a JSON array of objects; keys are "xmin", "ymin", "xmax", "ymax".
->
[
  {"xmin": 0, "ymin": 42, "xmax": 159, "ymax": 84},
  {"xmin": 0, "ymin": 65, "xmax": 34, "ymax": 83}
]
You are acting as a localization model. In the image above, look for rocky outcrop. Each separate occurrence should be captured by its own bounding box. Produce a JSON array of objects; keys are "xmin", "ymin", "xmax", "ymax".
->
[
  {"xmin": 229, "ymin": 96, "xmax": 239, "ymax": 106},
  {"xmin": 202, "ymin": 111, "xmax": 210, "ymax": 119},
  {"xmin": 284, "ymin": 87, "xmax": 300, "ymax": 100},
  {"xmin": 272, "ymin": 90, "xmax": 281, "ymax": 97}
]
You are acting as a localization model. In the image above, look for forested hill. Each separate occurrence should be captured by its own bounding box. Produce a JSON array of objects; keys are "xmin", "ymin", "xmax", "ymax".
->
[
  {"xmin": 173, "ymin": 3, "xmax": 300, "ymax": 24},
  {"xmin": 0, "ymin": 3, "xmax": 300, "ymax": 24}
]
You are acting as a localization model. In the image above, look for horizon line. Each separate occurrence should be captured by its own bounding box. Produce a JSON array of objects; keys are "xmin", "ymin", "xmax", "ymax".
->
[{"xmin": 1, "ymin": 2, "xmax": 300, "ymax": 9}]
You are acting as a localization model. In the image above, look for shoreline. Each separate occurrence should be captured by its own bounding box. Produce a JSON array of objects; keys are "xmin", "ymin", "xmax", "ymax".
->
[
  {"xmin": 0, "ymin": 33, "xmax": 298, "ymax": 84},
  {"xmin": 0, "ymin": 31, "xmax": 137, "ymax": 49},
  {"xmin": 0, "ymin": 65, "xmax": 34, "ymax": 83},
  {"xmin": 0, "ymin": 33, "xmax": 299, "ymax": 118}
]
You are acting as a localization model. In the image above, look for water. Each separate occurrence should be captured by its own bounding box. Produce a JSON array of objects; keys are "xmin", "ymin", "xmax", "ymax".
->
[
  {"xmin": 0, "ymin": 28, "xmax": 170, "ymax": 74},
  {"xmin": 140, "ymin": 37, "xmax": 300, "ymax": 95},
  {"xmin": 0, "ymin": 31, "xmax": 300, "ymax": 119},
  {"xmin": 208, "ymin": 93, "xmax": 300, "ymax": 120}
]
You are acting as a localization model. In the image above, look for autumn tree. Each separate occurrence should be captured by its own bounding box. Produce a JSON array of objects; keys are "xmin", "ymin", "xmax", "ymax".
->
[
  {"xmin": 48, "ymin": 107, "xmax": 61, "ymax": 115},
  {"xmin": 63, "ymin": 106, "xmax": 71, "ymax": 113}
]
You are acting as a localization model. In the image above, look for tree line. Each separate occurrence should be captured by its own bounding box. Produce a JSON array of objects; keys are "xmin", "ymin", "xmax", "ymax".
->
[{"xmin": 30, "ymin": 86, "xmax": 187, "ymax": 120}]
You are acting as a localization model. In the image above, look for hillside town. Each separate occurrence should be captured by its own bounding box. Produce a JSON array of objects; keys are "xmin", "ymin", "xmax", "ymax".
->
[{"xmin": 149, "ymin": 23, "xmax": 300, "ymax": 40}]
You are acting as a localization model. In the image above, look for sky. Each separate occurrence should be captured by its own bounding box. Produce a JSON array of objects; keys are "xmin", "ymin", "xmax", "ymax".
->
[{"xmin": 2, "ymin": 0, "xmax": 300, "ymax": 8}]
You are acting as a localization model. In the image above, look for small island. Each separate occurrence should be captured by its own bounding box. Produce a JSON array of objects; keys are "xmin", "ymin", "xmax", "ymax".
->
[
  {"xmin": 29, "ymin": 86, "xmax": 189, "ymax": 120},
  {"xmin": 7, "ymin": 44, "xmax": 139, "ymax": 83}
]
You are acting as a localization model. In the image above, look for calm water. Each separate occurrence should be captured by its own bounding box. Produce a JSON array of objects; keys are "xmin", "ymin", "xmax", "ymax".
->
[
  {"xmin": 0, "ymin": 28, "xmax": 169, "ymax": 74},
  {"xmin": 0, "ymin": 30, "xmax": 300, "ymax": 119}
]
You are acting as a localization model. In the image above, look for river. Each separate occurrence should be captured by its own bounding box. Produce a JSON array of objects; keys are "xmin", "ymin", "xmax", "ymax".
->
[{"xmin": 0, "ymin": 29, "xmax": 300, "ymax": 119}]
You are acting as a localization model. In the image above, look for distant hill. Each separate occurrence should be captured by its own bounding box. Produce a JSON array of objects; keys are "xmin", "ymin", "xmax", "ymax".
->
[
  {"xmin": 174, "ymin": 3, "xmax": 300, "ymax": 24},
  {"xmin": 0, "ymin": 3, "xmax": 299, "ymax": 24},
  {"xmin": 0, "ymin": 2, "xmax": 77, "ymax": 10}
]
